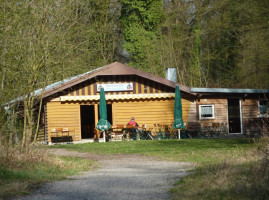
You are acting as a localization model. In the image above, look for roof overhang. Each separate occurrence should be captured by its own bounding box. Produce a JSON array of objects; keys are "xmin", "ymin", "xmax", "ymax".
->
[
  {"xmin": 60, "ymin": 93, "xmax": 175, "ymax": 101},
  {"xmin": 42, "ymin": 62, "xmax": 193, "ymax": 98},
  {"xmin": 191, "ymin": 88, "xmax": 269, "ymax": 94}
]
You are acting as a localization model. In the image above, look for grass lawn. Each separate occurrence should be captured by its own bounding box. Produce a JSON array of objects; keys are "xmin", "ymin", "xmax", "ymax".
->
[
  {"xmin": 49, "ymin": 138, "xmax": 269, "ymax": 200},
  {"xmin": 49, "ymin": 138, "xmax": 254, "ymax": 163},
  {"xmin": 2, "ymin": 138, "xmax": 267, "ymax": 200},
  {"xmin": 0, "ymin": 154, "xmax": 96, "ymax": 200}
]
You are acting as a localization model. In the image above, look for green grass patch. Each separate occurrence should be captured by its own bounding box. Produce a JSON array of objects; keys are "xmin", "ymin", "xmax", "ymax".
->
[
  {"xmin": 4, "ymin": 138, "xmax": 265, "ymax": 200},
  {"xmin": 49, "ymin": 138, "xmax": 254, "ymax": 163},
  {"xmin": 49, "ymin": 138, "xmax": 269, "ymax": 199},
  {"xmin": 0, "ymin": 156, "xmax": 96, "ymax": 200},
  {"xmin": 171, "ymin": 160, "xmax": 268, "ymax": 200}
]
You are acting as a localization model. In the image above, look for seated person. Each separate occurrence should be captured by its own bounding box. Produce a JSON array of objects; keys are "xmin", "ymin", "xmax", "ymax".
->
[
  {"xmin": 127, "ymin": 117, "xmax": 142, "ymax": 136},
  {"xmin": 127, "ymin": 117, "xmax": 139, "ymax": 127}
]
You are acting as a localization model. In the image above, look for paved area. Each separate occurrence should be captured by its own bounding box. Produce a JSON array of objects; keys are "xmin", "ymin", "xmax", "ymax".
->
[{"xmin": 16, "ymin": 149, "xmax": 192, "ymax": 200}]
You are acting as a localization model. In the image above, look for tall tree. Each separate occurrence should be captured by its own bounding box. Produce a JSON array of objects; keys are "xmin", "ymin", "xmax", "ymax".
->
[
  {"xmin": 160, "ymin": 0, "xmax": 269, "ymax": 88},
  {"xmin": 0, "ymin": 0, "xmax": 121, "ymax": 146},
  {"xmin": 120, "ymin": 0, "xmax": 164, "ymax": 73}
]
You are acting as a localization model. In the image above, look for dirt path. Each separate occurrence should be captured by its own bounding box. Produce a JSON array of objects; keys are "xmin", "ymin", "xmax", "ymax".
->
[{"xmin": 16, "ymin": 149, "xmax": 193, "ymax": 200}]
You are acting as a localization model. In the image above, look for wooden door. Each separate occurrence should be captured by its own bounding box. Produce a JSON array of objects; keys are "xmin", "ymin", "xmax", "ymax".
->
[{"xmin": 227, "ymin": 99, "xmax": 242, "ymax": 134}]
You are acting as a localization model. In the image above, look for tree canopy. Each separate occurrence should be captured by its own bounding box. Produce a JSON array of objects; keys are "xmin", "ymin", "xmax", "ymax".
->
[{"xmin": 0, "ymin": 0, "xmax": 268, "ymax": 146}]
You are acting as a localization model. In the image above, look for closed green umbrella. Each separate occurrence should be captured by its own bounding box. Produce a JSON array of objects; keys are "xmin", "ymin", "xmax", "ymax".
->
[
  {"xmin": 172, "ymin": 85, "xmax": 185, "ymax": 139},
  {"xmin": 96, "ymin": 88, "xmax": 111, "ymax": 142}
]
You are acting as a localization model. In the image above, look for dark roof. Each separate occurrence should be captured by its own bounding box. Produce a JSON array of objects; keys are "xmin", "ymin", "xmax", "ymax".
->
[
  {"xmin": 42, "ymin": 62, "xmax": 192, "ymax": 98},
  {"xmin": 191, "ymin": 88, "xmax": 269, "ymax": 94}
]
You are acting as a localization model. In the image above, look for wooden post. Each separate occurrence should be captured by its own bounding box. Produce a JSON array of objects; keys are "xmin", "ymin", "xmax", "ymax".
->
[{"xmin": 94, "ymin": 104, "xmax": 98, "ymax": 127}]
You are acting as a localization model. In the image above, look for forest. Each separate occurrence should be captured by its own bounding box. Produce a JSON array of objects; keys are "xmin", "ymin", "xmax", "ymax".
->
[{"xmin": 0, "ymin": 0, "xmax": 269, "ymax": 146}]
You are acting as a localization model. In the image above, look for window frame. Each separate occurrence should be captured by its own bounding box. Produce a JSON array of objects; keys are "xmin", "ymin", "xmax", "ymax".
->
[
  {"xmin": 258, "ymin": 99, "xmax": 269, "ymax": 117},
  {"xmin": 199, "ymin": 104, "xmax": 215, "ymax": 119}
]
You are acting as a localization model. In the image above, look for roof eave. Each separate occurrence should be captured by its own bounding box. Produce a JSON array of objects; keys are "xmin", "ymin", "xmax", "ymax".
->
[
  {"xmin": 191, "ymin": 87, "xmax": 269, "ymax": 94},
  {"xmin": 43, "ymin": 62, "xmax": 194, "ymax": 98}
]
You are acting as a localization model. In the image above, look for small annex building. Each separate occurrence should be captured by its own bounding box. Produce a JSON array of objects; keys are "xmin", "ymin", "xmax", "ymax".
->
[
  {"xmin": 28, "ymin": 62, "xmax": 268, "ymax": 143},
  {"xmin": 189, "ymin": 88, "xmax": 269, "ymax": 135}
]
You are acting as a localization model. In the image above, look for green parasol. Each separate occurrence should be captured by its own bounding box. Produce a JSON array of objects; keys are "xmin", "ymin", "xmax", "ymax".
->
[
  {"xmin": 172, "ymin": 86, "xmax": 185, "ymax": 138},
  {"xmin": 96, "ymin": 88, "xmax": 111, "ymax": 133}
]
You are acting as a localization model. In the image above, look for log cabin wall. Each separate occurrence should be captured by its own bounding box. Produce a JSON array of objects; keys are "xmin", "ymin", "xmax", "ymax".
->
[
  {"xmin": 241, "ymin": 99, "xmax": 261, "ymax": 134},
  {"xmin": 113, "ymin": 98, "xmax": 191, "ymax": 132},
  {"xmin": 188, "ymin": 98, "xmax": 228, "ymax": 124},
  {"xmin": 46, "ymin": 102, "xmax": 81, "ymax": 142},
  {"xmin": 241, "ymin": 99, "xmax": 258, "ymax": 119},
  {"xmin": 64, "ymin": 75, "xmax": 175, "ymax": 96},
  {"xmin": 188, "ymin": 97, "xmax": 263, "ymax": 134},
  {"xmin": 45, "ymin": 75, "xmax": 192, "ymax": 142}
]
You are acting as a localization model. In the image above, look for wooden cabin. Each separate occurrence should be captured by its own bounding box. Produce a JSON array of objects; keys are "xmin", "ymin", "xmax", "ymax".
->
[
  {"xmin": 42, "ymin": 62, "xmax": 195, "ymax": 143},
  {"xmin": 31, "ymin": 62, "xmax": 268, "ymax": 143}
]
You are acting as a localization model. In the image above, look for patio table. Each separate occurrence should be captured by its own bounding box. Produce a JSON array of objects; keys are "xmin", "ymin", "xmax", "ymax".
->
[
  {"xmin": 123, "ymin": 125, "xmax": 139, "ymax": 140},
  {"xmin": 109, "ymin": 125, "xmax": 152, "ymax": 141},
  {"xmin": 201, "ymin": 122, "xmax": 221, "ymax": 138}
]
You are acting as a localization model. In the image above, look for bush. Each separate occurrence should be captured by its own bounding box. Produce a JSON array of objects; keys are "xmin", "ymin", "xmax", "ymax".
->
[
  {"xmin": 0, "ymin": 144, "xmax": 49, "ymax": 170},
  {"xmin": 172, "ymin": 136, "xmax": 269, "ymax": 200},
  {"xmin": 249, "ymin": 136, "xmax": 269, "ymax": 199}
]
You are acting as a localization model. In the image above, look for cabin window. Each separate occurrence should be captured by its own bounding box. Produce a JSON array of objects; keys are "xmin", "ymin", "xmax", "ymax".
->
[
  {"xmin": 258, "ymin": 100, "xmax": 269, "ymax": 117},
  {"xmin": 199, "ymin": 105, "xmax": 215, "ymax": 119}
]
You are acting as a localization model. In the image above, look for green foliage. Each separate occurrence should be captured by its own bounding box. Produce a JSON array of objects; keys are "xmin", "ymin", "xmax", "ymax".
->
[
  {"xmin": 0, "ymin": 0, "xmax": 121, "ymax": 97},
  {"xmin": 0, "ymin": 155, "xmax": 95, "ymax": 199},
  {"xmin": 171, "ymin": 136, "xmax": 269, "ymax": 200},
  {"xmin": 51, "ymin": 138, "xmax": 268, "ymax": 200},
  {"xmin": 120, "ymin": 0, "xmax": 164, "ymax": 72},
  {"xmin": 0, "ymin": 0, "xmax": 268, "ymax": 147},
  {"xmin": 189, "ymin": 22, "xmax": 202, "ymax": 87},
  {"xmin": 199, "ymin": 0, "xmax": 269, "ymax": 88},
  {"xmin": 155, "ymin": 0, "xmax": 269, "ymax": 88},
  {"xmin": 0, "ymin": 0, "xmax": 121, "ymax": 146},
  {"xmin": 50, "ymin": 139, "xmax": 254, "ymax": 163}
]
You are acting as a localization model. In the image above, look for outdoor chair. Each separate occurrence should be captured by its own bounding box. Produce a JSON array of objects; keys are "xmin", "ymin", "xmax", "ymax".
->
[
  {"xmin": 186, "ymin": 122, "xmax": 202, "ymax": 138},
  {"xmin": 62, "ymin": 128, "xmax": 73, "ymax": 142},
  {"xmin": 51, "ymin": 128, "xmax": 58, "ymax": 137},
  {"xmin": 152, "ymin": 124, "xmax": 167, "ymax": 139},
  {"xmin": 110, "ymin": 125, "xmax": 124, "ymax": 141},
  {"xmin": 50, "ymin": 128, "xmax": 63, "ymax": 143},
  {"xmin": 180, "ymin": 129, "xmax": 191, "ymax": 139},
  {"xmin": 138, "ymin": 124, "xmax": 152, "ymax": 140},
  {"xmin": 165, "ymin": 128, "xmax": 178, "ymax": 139}
]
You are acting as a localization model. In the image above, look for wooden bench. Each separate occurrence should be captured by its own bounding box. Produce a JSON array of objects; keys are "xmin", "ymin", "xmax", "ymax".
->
[{"xmin": 50, "ymin": 127, "xmax": 75, "ymax": 143}]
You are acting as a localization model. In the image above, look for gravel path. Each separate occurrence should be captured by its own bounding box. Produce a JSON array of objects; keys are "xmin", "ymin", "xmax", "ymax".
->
[{"xmin": 16, "ymin": 149, "xmax": 193, "ymax": 200}]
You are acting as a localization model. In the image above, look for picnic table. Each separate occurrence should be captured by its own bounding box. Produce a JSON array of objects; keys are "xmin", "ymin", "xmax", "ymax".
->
[{"xmin": 108, "ymin": 125, "xmax": 152, "ymax": 141}]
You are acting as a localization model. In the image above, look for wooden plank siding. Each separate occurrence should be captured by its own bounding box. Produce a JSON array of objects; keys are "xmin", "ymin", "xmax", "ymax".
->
[
  {"xmin": 188, "ymin": 98, "xmax": 228, "ymax": 124},
  {"xmin": 241, "ymin": 99, "xmax": 259, "ymax": 118},
  {"xmin": 46, "ymin": 102, "xmax": 81, "ymax": 142},
  {"xmin": 188, "ymin": 98, "xmax": 263, "ymax": 134},
  {"xmin": 241, "ymin": 99, "xmax": 260, "ymax": 134},
  {"xmin": 46, "ymin": 98, "xmax": 191, "ymax": 141},
  {"xmin": 113, "ymin": 98, "xmax": 191, "ymax": 132},
  {"xmin": 64, "ymin": 75, "xmax": 174, "ymax": 97}
]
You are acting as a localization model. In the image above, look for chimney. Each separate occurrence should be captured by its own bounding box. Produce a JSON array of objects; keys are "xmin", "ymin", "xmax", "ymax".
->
[{"xmin": 166, "ymin": 68, "xmax": 177, "ymax": 82}]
